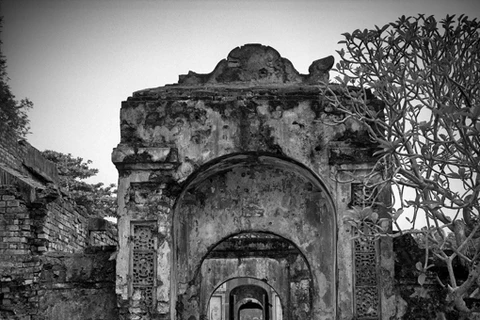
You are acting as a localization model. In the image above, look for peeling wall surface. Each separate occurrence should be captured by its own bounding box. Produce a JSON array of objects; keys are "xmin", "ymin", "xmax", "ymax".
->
[{"xmin": 112, "ymin": 44, "xmax": 393, "ymax": 320}]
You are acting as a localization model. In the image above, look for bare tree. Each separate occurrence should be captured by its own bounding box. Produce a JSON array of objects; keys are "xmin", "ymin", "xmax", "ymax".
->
[{"xmin": 327, "ymin": 14, "xmax": 480, "ymax": 316}]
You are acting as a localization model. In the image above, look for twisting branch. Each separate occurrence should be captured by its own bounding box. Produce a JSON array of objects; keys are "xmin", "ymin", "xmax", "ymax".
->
[{"xmin": 332, "ymin": 14, "xmax": 480, "ymax": 315}]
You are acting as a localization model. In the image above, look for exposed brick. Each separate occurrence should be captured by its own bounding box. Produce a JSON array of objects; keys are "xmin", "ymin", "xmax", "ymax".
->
[
  {"xmin": 6, "ymin": 200, "xmax": 20, "ymax": 207},
  {"xmin": 6, "ymin": 206, "xmax": 24, "ymax": 213}
]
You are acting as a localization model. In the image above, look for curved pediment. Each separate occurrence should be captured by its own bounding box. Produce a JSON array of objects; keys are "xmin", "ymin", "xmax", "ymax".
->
[{"xmin": 178, "ymin": 43, "xmax": 334, "ymax": 86}]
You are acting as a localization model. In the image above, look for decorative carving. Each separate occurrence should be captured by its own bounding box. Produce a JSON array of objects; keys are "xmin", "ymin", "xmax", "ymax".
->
[
  {"xmin": 133, "ymin": 252, "xmax": 155, "ymax": 285},
  {"xmin": 355, "ymin": 287, "xmax": 379, "ymax": 318},
  {"xmin": 307, "ymin": 56, "xmax": 335, "ymax": 84},
  {"xmin": 354, "ymin": 253, "xmax": 377, "ymax": 286},
  {"xmin": 351, "ymin": 183, "xmax": 375, "ymax": 207},
  {"xmin": 137, "ymin": 286, "xmax": 154, "ymax": 307},
  {"xmin": 178, "ymin": 44, "xmax": 334, "ymax": 86},
  {"xmin": 207, "ymin": 232, "xmax": 298, "ymax": 259},
  {"xmin": 353, "ymin": 223, "xmax": 379, "ymax": 319},
  {"xmin": 354, "ymin": 236, "xmax": 376, "ymax": 252},
  {"xmin": 133, "ymin": 225, "xmax": 156, "ymax": 251},
  {"xmin": 131, "ymin": 223, "xmax": 156, "ymax": 307}
]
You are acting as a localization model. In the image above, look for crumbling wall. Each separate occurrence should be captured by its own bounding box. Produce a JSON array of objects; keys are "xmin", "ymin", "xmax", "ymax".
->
[
  {"xmin": 0, "ymin": 186, "xmax": 40, "ymax": 319},
  {"xmin": 0, "ymin": 129, "xmax": 24, "ymax": 171},
  {"xmin": 38, "ymin": 247, "xmax": 118, "ymax": 320},
  {"xmin": 112, "ymin": 44, "xmax": 391, "ymax": 320},
  {"xmin": 32, "ymin": 197, "xmax": 89, "ymax": 253},
  {"xmin": 0, "ymin": 127, "xmax": 118, "ymax": 319},
  {"xmin": 89, "ymin": 217, "xmax": 118, "ymax": 246}
]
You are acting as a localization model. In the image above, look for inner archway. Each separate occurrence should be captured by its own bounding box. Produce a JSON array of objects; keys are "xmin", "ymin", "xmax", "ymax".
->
[
  {"xmin": 173, "ymin": 154, "xmax": 336, "ymax": 319},
  {"xmin": 202, "ymin": 232, "xmax": 310, "ymax": 320},
  {"xmin": 231, "ymin": 283, "xmax": 268, "ymax": 320},
  {"xmin": 238, "ymin": 300, "xmax": 263, "ymax": 320},
  {"xmin": 207, "ymin": 278, "xmax": 282, "ymax": 320}
]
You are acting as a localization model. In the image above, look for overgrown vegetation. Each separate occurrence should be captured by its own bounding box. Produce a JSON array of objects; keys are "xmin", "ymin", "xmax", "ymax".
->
[
  {"xmin": 41, "ymin": 150, "xmax": 117, "ymax": 218},
  {"xmin": 328, "ymin": 14, "xmax": 479, "ymax": 317}
]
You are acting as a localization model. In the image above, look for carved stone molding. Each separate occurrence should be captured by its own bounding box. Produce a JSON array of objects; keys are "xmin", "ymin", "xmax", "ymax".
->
[{"xmin": 177, "ymin": 44, "xmax": 334, "ymax": 86}]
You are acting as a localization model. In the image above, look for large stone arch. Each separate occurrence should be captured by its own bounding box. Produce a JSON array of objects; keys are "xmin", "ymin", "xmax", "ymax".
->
[
  {"xmin": 172, "ymin": 153, "xmax": 336, "ymax": 320},
  {"xmin": 112, "ymin": 44, "xmax": 393, "ymax": 320}
]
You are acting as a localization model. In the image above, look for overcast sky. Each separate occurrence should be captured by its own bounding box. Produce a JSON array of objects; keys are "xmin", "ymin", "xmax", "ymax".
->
[{"xmin": 2, "ymin": 0, "xmax": 479, "ymax": 186}]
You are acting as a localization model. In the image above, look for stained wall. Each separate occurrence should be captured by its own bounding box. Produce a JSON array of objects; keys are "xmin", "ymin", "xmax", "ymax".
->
[{"xmin": 112, "ymin": 44, "xmax": 393, "ymax": 320}]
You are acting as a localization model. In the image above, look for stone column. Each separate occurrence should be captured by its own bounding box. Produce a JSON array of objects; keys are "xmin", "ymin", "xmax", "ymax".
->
[{"xmin": 113, "ymin": 146, "xmax": 179, "ymax": 319}]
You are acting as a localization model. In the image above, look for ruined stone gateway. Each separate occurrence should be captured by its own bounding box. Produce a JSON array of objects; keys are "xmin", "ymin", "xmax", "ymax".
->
[{"xmin": 112, "ymin": 44, "xmax": 394, "ymax": 320}]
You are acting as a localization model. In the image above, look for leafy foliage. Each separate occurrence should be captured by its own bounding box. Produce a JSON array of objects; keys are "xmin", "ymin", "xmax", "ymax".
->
[
  {"xmin": 329, "ymin": 14, "xmax": 480, "ymax": 315},
  {"xmin": 42, "ymin": 150, "xmax": 117, "ymax": 218},
  {"xmin": 0, "ymin": 17, "xmax": 32, "ymax": 137}
]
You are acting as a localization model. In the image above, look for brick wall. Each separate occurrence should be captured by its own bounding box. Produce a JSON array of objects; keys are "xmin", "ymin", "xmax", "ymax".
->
[
  {"xmin": 89, "ymin": 217, "xmax": 118, "ymax": 247},
  {"xmin": 0, "ymin": 129, "xmax": 25, "ymax": 172},
  {"xmin": 0, "ymin": 128, "xmax": 118, "ymax": 319},
  {"xmin": 0, "ymin": 186, "xmax": 119, "ymax": 319},
  {"xmin": 0, "ymin": 186, "xmax": 41, "ymax": 319},
  {"xmin": 34, "ymin": 200, "xmax": 89, "ymax": 253}
]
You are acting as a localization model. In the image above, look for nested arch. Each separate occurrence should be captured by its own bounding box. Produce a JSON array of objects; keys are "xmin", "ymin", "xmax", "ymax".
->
[
  {"xmin": 201, "ymin": 232, "xmax": 310, "ymax": 315},
  {"xmin": 201, "ymin": 231, "xmax": 313, "ymax": 320},
  {"xmin": 208, "ymin": 278, "xmax": 276, "ymax": 320},
  {"xmin": 172, "ymin": 153, "xmax": 337, "ymax": 319}
]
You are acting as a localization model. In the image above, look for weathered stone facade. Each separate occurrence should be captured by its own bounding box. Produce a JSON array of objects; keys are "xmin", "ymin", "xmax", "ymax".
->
[
  {"xmin": 112, "ymin": 44, "xmax": 394, "ymax": 320},
  {"xmin": 2, "ymin": 43, "xmax": 475, "ymax": 320},
  {"xmin": 0, "ymin": 126, "xmax": 118, "ymax": 319}
]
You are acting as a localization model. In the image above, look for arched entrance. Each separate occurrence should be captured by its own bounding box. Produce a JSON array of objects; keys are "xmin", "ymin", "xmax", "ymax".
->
[
  {"xmin": 238, "ymin": 302, "xmax": 263, "ymax": 320},
  {"xmin": 203, "ymin": 231, "xmax": 310, "ymax": 320},
  {"xmin": 208, "ymin": 278, "xmax": 276, "ymax": 320},
  {"xmin": 172, "ymin": 154, "xmax": 336, "ymax": 320}
]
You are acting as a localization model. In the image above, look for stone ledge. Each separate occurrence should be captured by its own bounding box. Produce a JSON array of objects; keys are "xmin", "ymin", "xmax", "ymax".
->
[
  {"xmin": 328, "ymin": 142, "xmax": 378, "ymax": 165},
  {"xmin": 112, "ymin": 146, "xmax": 178, "ymax": 164},
  {"xmin": 20, "ymin": 141, "xmax": 60, "ymax": 184},
  {"xmin": 128, "ymin": 83, "xmax": 338, "ymax": 103},
  {"xmin": 0, "ymin": 164, "xmax": 44, "ymax": 202},
  {"xmin": 112, "ymin": 146, "xmax": 180, "ymax": 173}
]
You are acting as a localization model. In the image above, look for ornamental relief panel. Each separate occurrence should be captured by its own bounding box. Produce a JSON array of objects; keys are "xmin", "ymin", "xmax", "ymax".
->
[
  {"xmin": 351, "ymin": 182, "xmax": 380, "ymax": 319},
  {"xmin": 131, "ymin": 223, "xmax": 157, "ymax": 307}
]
